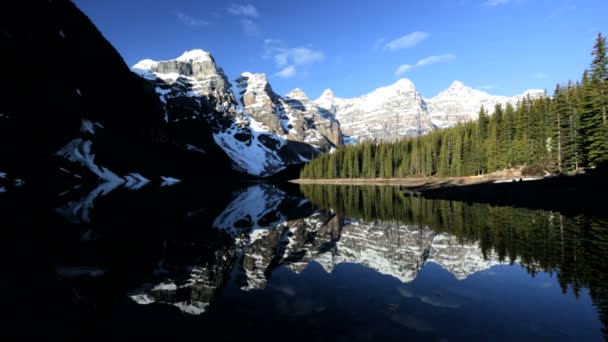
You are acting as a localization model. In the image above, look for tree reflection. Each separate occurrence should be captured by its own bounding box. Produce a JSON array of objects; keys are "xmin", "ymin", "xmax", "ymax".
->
[{"xmin": 300, "ymin": 184, "xmax": 608, "ymax": 337}]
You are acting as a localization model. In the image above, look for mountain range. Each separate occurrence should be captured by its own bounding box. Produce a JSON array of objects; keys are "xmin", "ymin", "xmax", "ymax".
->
[
  {"xmin": 0, "ymin": 0, "xmax": 545, "ymax": 185},
  {"xmin": 131, "ymin": 48, "xmax": 544, "ymax": 175}
]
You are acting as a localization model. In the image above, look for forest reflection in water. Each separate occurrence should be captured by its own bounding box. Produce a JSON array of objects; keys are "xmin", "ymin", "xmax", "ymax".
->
[
  {"xmin": 1, "ymin": 182, "xmax": 606, "ymax": 340},
  {"xmin": 300, "ymin": 184, "xmax": 608, "ymax": 337}
]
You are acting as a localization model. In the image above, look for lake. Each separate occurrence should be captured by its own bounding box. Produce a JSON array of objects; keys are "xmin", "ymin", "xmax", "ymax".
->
[{"xmin": 0, "ymin": 182, "xmax": 606, "ymax": 341}]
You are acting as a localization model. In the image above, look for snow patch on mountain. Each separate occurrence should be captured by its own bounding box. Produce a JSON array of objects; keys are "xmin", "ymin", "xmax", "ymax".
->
[
  {"xmin": 426, "ymin": 81, "xmax": 546, "ymax": 128},
  {"xmin": 314, "ymin": 78, "xmax": 433, "ymax": 141},
  {"xmin": 55, "ymin": 138, "xmax": 123, "ymax": 184},
  {"xmin": 176, "ymin": 49, "xmax": 212, "ymax": 62}
]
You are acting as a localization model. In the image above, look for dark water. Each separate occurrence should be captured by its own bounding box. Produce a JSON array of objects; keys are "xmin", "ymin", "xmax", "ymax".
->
[{"xmin": 0, "ymin": 182, "xmax": 606, "ymax": 341}]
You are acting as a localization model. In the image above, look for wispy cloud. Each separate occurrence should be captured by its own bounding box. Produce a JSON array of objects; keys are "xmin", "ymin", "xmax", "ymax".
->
[
  {"xmin": 373, "ymin": 38, "xmax": 386, "ymax": 50},
  {"xmin": 175, "ymin": 11, "xmax": 209, "ymax": 27},
  {"xmin": 485, "ymin": 0, "xmax": 509, "ymax": 6},
  {"xmin": 227, "ymin": 4, "xmax": 259, "ymax": 18},
  {"xmin": 534, "ymin": 72, "xmax": 548, "ymax": 79},
  {"xmin": 227, "ymin": 4, "xmax": 261, "ymax": 35},
  {"xmin": 275, "ymin": 65, "xmax": 296, "ymax": 79},
  {"xmin": 384, "ymin": 32, "xmax": 429, "ymax": 51},
  {"xmin": 265, "ymin": 40, "xmax": 324, "ymax": 78},
  {"xmin": 240, "ymin": 19, "xmax": 260, "ymax": 36},
  {"xmin": 395, "ymin": 54, "xmax": 455, "ymax": 75}
]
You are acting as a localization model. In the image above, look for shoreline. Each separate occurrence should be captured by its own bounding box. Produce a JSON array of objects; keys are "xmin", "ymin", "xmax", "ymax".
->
[
  {"xmin": 289, "ymin": 176, "xmax": 520, "ymax": 187},
  {"xmin": 290, "ymin": 174, "xmax": 608, "ymax": 217}
]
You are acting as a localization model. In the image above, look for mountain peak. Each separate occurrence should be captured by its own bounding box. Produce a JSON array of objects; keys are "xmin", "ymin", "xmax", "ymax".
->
[
  {"xmin": 176, "ymin": 49, "xmax": 212, "ymax": 62},
  {"xmin": 132, "ymin": 59, "xmax": 157, "ymax": 71},
  {"xmin": 393, "ymin": 78, "xmax": 415, "ymax": 89},
  {"xmin": 448, "ymin": 80, "xmax": 467, "ymax": 90},
  {"xmin": 320, "ymin": 88, "xmax": 335, "ymax": 98},
  {"xmin": 286, "ymin": 88, "xmax": 308, "ymax": 100}
]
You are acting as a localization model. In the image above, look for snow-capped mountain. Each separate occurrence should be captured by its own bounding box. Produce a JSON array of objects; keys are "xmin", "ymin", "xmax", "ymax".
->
[
  {"xmin": 313, "ymin": 79, "xmax": 545, "ymax": 141},
  {"xmin": 426, "ymin": 81, "xmax": 545, "ymax": 128},
  {"xmin": 132, "ymin": 50, "xmax": 344, "ymax": 177},
  {"xmin": 314, "ymin": 79, "xmax": 435, "ymax": 141}
]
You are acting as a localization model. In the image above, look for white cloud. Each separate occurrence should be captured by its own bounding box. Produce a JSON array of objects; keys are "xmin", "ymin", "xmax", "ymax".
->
[
  {"xmin": 395, "ymin": 65, "xmax": 413, "ymax": 75},
  {"xmin": 275, "ymin": 65, "xmax": 296, "ymax": 78},
  {"xmin": 373, "ymin": 38, "xmax": 386, "ymax": 50},
  {"xmin": 395, "ymin": 54, "xmax": 455, "ymax": 75},
  {"xmin": 384, "ymin": 32, "xmax": 429, "ymax": 51},
  {"xmin": 227, "ymin": 4, "xmax": 259, "ymax": 17},
  {"xmin": 486, "ymin": 0, "xmax": 509, "ymax": 6},
  {"xmin": 240, "ymin": 19, "xmax": 260, "ymax": 36},
  {"xmin": 175, "ymin": 11, "xmax": 209, "ymax": 26},
  {"xmin": 264, "ymin": 40, "xmax": 324, "ymax": 78}
]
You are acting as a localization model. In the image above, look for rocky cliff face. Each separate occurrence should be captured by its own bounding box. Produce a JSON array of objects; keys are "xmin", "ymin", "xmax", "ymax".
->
[
  {"xmin": 236, "ymin": 74, "xmax": 343, "ymax": 150},
  {"xmin": 425, "ymin": 81, "xmax": 545, "ymax": 128},
  {"xmin": 314, "ymin": 79, "xmax": 435, "ymax": 142},
  {"xmin": 133, "ymin": 52, "xmax": 344, "ymax": 177},
  {"xmin": 313, "ymin": 79, "xmax": 545, "ymax": 141},
  {"xmin": 0, "ymin": 0, "xmax": 251, "ymax": 193}
]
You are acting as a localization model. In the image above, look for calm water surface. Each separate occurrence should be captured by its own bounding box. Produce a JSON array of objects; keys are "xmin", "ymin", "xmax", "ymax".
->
[{"xmin": 0, "ymin": 183, "xmax": 606, "ymax": 341}]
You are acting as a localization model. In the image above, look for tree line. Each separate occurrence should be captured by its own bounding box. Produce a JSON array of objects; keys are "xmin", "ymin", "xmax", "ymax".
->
[{"xmin": 301, "ymin": 33, "xmax": 608, "ymax": 179}]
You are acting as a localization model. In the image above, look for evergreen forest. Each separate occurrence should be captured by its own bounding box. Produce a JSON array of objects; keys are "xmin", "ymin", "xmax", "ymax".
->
[{"xmin": 301, "ymin": 33, "xmax": 608, "ymax": 179}]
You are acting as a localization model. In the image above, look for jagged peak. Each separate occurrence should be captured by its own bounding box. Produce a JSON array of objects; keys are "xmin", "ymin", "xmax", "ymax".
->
[
  {"xmin": 240, "ymin": 72, "xmax": 268, "ymax": 80},
  {"xmin": 449, "ymin": 80, "xmax": 466, "ymax": 88},
  {"xmin": 285, "ymin": 88, "xmax": 309, "ymax": 100},
  {"xmin": 236, "ymin": 72, "xmax": 270, "ymax": 92},
  {"xmin": 132, "ymin": 59, "xmax": 158, "ymax": 71},
  {"xmin": 175, "ymin": 49, "xmax": 212, "ymax": 62},
  {"xmin": 392, "ymin": 78, "xmax": 415, "ymax": 89},
  {"xmin": 434, "ymin": 80, "xmax": 486, "ymax": 97},
  {"xmin": 320, "ymin": 88, "xmax": 335, "ymax": 98}
]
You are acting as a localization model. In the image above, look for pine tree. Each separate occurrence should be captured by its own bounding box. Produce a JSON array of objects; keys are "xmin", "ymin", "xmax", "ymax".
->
[
  {"xmin": 584, "ymin": 33, "xmax": 608, "ymax": 167},
  {"xmin": 300, "ymin": 33, "xmax": 608, "ymax": 179}
]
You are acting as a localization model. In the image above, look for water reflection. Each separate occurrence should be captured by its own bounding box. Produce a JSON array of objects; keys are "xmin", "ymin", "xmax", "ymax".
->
[
  {"xmin": 119, "ymin": 183, "xmax": 607, "ymax": 340},
  {"xmin": 301, "ymin": 184, "xmax": 608, "ymax": 338},
  {"xmin": 3, "ymin": 182, "xmax": 605, "ymax": 340}
]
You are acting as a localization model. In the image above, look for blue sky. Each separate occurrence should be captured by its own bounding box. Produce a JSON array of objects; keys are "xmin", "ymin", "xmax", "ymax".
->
[{"xmin": 73, "ymin": 0, "xmax": 608, "ymax": 99}]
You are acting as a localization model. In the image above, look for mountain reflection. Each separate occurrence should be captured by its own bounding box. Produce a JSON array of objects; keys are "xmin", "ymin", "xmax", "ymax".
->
[
  {"xmin": 12, "ymin": 181, "xmax": 601, "ymax": 339},
  {"xmin": 126, "ymin": 183, "xmax": 608, "ymax": 327},
  {"xmin": 301, "ymin": 184, "xmax": 608, "ymax": 337}
]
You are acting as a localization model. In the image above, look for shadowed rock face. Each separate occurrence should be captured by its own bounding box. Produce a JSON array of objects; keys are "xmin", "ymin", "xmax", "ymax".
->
[
  {"xmin": 0, "ymin": 0, "xmax": 246, "ymax": 188},
  {"xmin": 133, "ymin": 54, "xmax": 342, "ymax": 177},
  {"xmin": 236, "ymin": 73, "xmax": 344, "ymax": 151}
]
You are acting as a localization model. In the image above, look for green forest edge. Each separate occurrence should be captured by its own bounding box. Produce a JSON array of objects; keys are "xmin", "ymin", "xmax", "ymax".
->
[
  {"xmin": 301, "ymin": 33, "xmax": 608, "ymax": 179},
  {"xmin": 300, "ymin": 184, "xmax": 608, "ymax": 336}
]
